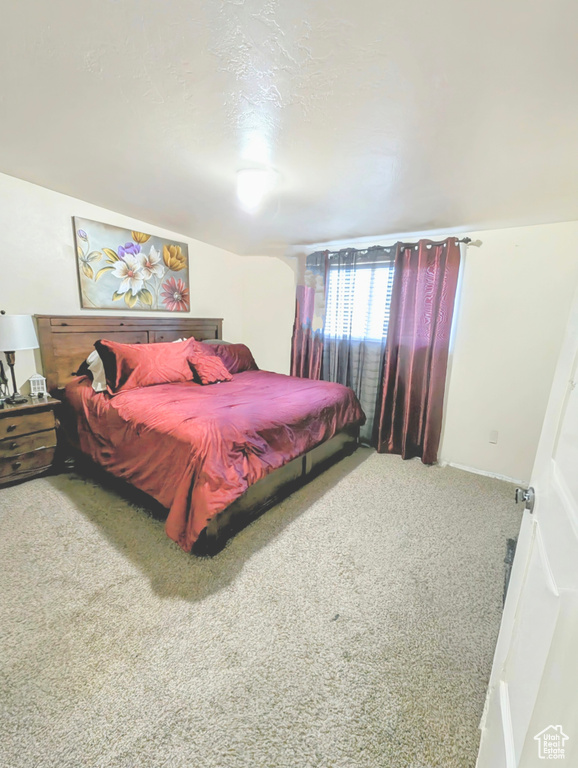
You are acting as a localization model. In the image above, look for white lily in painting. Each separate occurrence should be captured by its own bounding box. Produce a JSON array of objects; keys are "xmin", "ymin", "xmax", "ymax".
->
[
  {"xmin": 138, "ymin": 245, "xmax": 164, "ymax": 280},
  {"xmin": 111, "ymin": 254, "xmax": 145, "ymax": 296}
]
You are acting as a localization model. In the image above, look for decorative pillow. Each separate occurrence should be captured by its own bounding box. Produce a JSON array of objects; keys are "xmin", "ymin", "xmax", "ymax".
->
[
  {"xmin": 73, "ymin": 359, "xmax": 90, "ymax": 378},
  {"xmin": 202, "ymin": 339, "xmax": 232, "ymax": 346},
  {"xmin": 95, "ymin": 338, "xmax": 198, "ymax": 394},
  {"xmin": 74, "ymin": 350, "xmax": 107, "ymax": 392},
  {"xmin": 86, "ymin": 350, "xmax": 107, "ymax": 392},
  {"xmin": 211, "ymin": 343, "xmax": 258, "ymax": 374},
  {"xmin": 188, "ymin": 350, "xmax": 233, "ymax": 385}
]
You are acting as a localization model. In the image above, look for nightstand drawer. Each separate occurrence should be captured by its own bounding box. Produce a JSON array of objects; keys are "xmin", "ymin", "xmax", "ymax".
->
[
  {"xmin": 0, "ymin": 410, "xmax": 55, "ymax": 440},
  {"xmin": 0, "ymin": 429, "xmax": 57, "ymax": 458},
  {"xmin": 0, "ymin": 447, "xmax": 56, "ymax": 479}
]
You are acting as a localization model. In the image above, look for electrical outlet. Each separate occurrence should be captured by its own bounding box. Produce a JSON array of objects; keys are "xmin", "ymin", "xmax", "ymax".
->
[{"xmin": 489, "ymin": 430, "xmax": 498, "ymax": 444}]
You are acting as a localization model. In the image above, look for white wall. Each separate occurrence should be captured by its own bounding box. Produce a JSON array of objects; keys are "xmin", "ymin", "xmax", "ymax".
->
[
  {"xmin": 238, "ymin": 255, "xmax": 296, "ymax": 377},
  {"xmin": 439, "ymin": 221, "xmax": 578, "ymax": 483},
  {"xmin": 0, "ymin": 173, "xmax": 295, "ymax": 387}
]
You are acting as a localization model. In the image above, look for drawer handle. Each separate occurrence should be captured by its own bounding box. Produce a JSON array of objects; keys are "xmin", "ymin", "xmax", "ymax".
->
[
  {"xmin": 6, "ymin": 424, "xmax": 17, "ymax": 433},
  {"xmin": 9, "ymin": 441, "xmax": 18, "ymax": 450},
  {"xmin": 12, "ymin": 461, "xmax": 21, "ymax": 470}
]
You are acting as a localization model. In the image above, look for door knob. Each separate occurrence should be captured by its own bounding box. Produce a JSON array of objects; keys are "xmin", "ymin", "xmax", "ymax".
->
[{"xmin": 515, "ymin": 486, "xmax": 535, "ymax": 513}]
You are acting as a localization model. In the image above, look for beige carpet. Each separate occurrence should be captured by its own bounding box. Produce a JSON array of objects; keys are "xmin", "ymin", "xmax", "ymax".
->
[{"xmin": 0, "ymin": 449, "xmax": 521, "ymax": 768}]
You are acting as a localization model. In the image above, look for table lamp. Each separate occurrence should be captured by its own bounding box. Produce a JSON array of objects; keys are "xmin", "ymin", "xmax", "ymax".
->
[{"xmin": 0, "ymin": 312, "xmax": 39, "ymax": 404}]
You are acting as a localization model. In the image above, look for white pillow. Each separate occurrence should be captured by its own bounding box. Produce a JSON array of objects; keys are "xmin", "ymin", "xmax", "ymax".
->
[{"xmin": 86, "ymin": 350, "xmax": 107, "ymax": 392}]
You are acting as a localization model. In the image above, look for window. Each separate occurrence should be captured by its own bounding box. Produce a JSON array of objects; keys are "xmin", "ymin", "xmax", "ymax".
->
[{"xmin": 324, "ymin": 260, "xmax": 395, "ymax": 341}]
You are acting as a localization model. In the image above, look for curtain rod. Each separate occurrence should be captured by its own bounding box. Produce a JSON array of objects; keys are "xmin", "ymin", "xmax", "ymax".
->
[{"xmin": 320, "ymin": 237, "xmax": 472, "ymax": 259}]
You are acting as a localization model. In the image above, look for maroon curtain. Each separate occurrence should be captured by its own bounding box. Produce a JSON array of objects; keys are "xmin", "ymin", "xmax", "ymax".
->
[
  {"xmin": 375, "ymin": 239, "xmax": 461, "ymax": 464},
  {"xmin": 290, "ymin": 252, "xmax": 328, "ymax": 380},
  {"xmin": 290, "ymin": 285, "xmax": 324, "ymax": 379}
]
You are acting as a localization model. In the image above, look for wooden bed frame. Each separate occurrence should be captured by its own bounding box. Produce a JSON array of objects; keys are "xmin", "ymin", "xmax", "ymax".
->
[
  {"xmin": 36, "ymin": 314, "xmax": 359, "ymax": 555},
  {"xmin": 36, "ymin": 315, "xmax": 224, "ymax": 394}
]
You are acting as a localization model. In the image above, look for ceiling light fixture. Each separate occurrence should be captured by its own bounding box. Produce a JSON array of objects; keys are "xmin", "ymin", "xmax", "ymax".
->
[{"xmin": 236, "ymin": 168, "xmax": 276, "ymax": 213}]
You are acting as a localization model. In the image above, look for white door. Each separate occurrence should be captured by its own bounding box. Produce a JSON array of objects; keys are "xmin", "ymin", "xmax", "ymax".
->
[{"xmin": 477, "ymin": 286, "xmax": 578, "ymax": 768}]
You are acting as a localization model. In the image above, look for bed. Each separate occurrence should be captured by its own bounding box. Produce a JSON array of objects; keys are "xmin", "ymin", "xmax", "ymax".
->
[{"xmin": 37, "ymin": 315, "xmax": 365, "ymax": 555}]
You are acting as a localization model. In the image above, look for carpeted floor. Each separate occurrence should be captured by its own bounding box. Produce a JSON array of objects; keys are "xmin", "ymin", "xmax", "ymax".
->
[{"xmin": 0, "ymin": 449, "xmax": 521, "ymax": 768}]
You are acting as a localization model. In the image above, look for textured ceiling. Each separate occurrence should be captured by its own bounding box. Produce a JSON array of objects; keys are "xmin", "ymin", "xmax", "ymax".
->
[{"xmin": 1, "ymin": 0, "xmax": 578, "ymax": 255}]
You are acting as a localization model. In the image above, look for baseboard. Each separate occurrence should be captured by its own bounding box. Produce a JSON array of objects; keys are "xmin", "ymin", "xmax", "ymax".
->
[{"xmin": 438, "ymin": 459, "xmax": 526, "ymax": 486}]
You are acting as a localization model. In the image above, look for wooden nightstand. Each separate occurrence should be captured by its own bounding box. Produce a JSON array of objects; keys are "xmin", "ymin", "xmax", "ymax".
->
[{"xmin": 0, "ymin": 397, "xmax": 59, "ymax": 486}]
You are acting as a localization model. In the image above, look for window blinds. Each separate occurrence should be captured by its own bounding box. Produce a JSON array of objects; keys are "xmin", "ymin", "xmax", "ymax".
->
[{"xmin": 324, "ymin": 261, "xmax": 395, "ymax": 341}]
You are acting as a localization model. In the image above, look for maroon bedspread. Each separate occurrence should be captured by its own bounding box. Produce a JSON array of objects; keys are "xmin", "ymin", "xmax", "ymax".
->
[{"xmin": 65, "ymin": 371, "xmax": 365, "ymax": 551}]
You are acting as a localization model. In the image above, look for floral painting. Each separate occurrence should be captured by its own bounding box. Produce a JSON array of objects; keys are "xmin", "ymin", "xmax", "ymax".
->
[{"xmin": 73, "ymin": 217, "xmax": 190, "ymax": 312}]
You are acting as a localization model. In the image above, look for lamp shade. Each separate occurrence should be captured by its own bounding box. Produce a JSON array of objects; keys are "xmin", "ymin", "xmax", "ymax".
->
[{"xmin": 0, "ymin": 315, "xmax": 38, "ymax": 351}]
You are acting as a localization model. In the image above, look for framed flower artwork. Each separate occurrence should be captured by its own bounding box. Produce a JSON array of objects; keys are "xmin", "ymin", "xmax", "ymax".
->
[{"xmin": 73, "ymin": 217, "xmax": 190, "ymax": 312}]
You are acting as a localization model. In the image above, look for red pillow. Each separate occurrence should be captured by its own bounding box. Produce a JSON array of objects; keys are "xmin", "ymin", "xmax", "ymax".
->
[
  {"xmin": 210, "ymin": 343, "xmax": 258, "ymax": 374},
  {"xmin": 188, "ymin": 350, "xmax": 233, "ymax": 385},
  {"xmin": 95, "ymin": 338, "xmax": 199, "ymax": 394}
]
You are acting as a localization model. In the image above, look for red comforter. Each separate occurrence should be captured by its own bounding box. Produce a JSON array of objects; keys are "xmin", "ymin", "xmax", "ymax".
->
[{"xmin": 65, "ymin": 371, "xmax": 365, "ymax": 551}]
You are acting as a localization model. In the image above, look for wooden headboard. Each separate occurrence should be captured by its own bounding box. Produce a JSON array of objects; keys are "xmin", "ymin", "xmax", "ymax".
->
[{"xmin": 36, "ymin": 315, "xmax": 223, "ymax": 395}]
